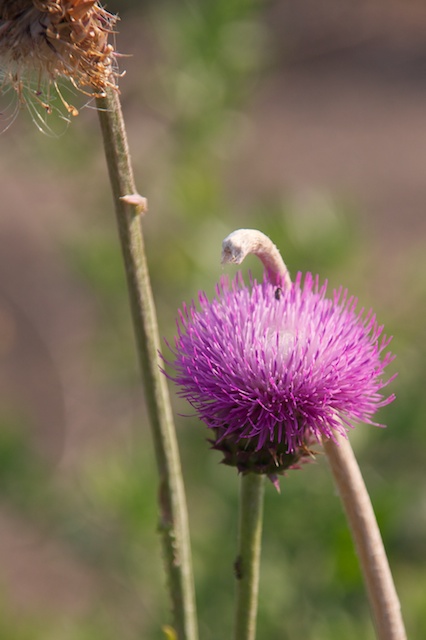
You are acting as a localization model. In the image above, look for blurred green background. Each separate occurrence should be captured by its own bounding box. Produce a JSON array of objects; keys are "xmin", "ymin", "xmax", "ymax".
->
[{"xmin": 1, "ymin": 0, "xmax": 426, "ymax": 638}]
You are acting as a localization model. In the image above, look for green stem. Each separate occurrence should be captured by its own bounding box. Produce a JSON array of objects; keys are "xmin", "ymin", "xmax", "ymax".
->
[
  {"xmin": 234, "ymin": 473, "xmax": 265, "ymax": 640},
  {"xmin": 96, "ymin": 88, "xmax": 198, "ymax": 640}
]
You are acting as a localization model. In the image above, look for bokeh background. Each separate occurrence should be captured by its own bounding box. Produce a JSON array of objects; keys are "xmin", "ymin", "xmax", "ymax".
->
[{"xmin": 1, "ymin": 0, "xmax": 426, "ymax": 638}]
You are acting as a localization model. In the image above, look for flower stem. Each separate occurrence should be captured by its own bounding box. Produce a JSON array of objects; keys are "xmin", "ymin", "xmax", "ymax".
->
[
  {"xmin": 234, "ymin": 473, "xmax": 265, "ymax": 640},
  {"xmin": 322, "ymin": 435, "xmax": 406, "ymax": 640},
  {"xmin": 96, "ymin": 87, "xmax": 198, "ymax": 640}
]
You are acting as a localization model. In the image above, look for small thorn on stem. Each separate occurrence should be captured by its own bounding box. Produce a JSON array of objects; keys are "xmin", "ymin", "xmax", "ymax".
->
[
  {"xmin": 267, "ymin": 474, "xmax": 281, "ymax": 493},
  {"xmin": 120, "ymin": 193, "xmax": 148, "ymax": 214}
]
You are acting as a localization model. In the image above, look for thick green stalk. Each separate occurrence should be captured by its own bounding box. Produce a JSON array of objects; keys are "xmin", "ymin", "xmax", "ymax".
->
[
  {"xmin": 234, "ymin": 473, "xmax": 265, "ymax": 640},
  {"xmin": 96, "ymin": 88, "xmax": 198, "ymax": 640}
]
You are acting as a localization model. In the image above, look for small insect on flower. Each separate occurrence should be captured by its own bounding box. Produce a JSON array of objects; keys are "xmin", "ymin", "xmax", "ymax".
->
[
  {"xmin": 162, "ymin": 270, "xmax": 396, "ymax": 484},
  {"xmin": 0, "ymin": 0, "xmax": 117, "ymax": 128}
]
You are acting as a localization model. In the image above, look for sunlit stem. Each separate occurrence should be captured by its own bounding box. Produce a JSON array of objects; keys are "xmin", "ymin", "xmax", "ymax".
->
[
  {"xmin": 323, "ymin": 435, "xmax": 406, "ymax": 640},
  {"xmin": 96, "ymin": 87, "xmax": 198, "ymax": 640},
  {"xmin": 234, "ymin": 473, "xmax": 265, "ymax": 640}
]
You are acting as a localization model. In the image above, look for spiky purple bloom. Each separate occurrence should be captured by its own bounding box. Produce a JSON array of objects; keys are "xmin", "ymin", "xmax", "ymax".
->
[{"xmin": 164, "ymin": 272, "xmax": 395, "ymax": 475}]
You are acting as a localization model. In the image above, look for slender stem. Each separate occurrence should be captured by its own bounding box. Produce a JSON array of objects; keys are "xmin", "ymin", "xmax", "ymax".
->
[
  {"xmin": 234, "ymin": 473, "xmax": 265, "ymax": 640},
  {"xmin": 322, "ymin": 435, "xmax": 406, "ymax": 640},
  {"xmin": 96, "ymin": 87, "xmax": 198, "ymax": 640}
]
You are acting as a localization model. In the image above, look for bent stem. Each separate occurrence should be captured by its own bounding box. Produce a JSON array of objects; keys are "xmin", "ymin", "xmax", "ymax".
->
[
  {"xmin": 322, "ymin": 435, "xmax": 406, "ymax": 640},
  {"xmin": 222, "ymin": 228, "xmax": 291, "ymax": 288},
  {"xmin": 234, "ymin": 473, "xmax": 265, "ymax": 640},
  {"xmin": 96, "ymin": 87, "xmax": 198, "ymax": 640}
]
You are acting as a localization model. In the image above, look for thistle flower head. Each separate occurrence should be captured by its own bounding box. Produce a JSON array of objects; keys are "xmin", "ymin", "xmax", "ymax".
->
[
  {"xmin": 0, "ymin": 0, "xmax": 117, "ymax": 122},
  {"xmin": 164, "ymin": 269, "xmax": 395, "ymax": 482}
]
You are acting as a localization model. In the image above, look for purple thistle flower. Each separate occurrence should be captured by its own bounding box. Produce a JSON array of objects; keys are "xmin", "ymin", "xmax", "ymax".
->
[{"xmin": 163, "ymin": 271, "xmax": 395, "ymax": 478}]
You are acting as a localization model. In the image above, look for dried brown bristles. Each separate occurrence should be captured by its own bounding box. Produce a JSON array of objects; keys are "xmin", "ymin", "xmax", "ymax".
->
[{"xmin": 0, "ymin": 0, "xmax": 118, "ymax": 117}]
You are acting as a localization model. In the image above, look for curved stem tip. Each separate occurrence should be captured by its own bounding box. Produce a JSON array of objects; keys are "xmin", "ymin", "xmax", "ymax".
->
[{"xmin": 221, "ymin": 229, "xmax": 291, "ymax": 287}]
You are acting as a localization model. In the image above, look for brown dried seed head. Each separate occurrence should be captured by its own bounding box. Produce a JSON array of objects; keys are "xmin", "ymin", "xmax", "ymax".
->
[{"xmin": 0, "ymin": 0, "xmax": 118, "ymax": 112}]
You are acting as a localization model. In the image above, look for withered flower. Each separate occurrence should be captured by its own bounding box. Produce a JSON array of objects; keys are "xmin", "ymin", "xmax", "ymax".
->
[{"xmin": 0, "ymin": 0, "xmax": 117, "ymax": 118}]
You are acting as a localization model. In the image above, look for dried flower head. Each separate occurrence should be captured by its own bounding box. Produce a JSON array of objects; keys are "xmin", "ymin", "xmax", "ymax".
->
[
  {"xmin": 164, "ymin": 271, "xmax": 395, "ymax": 482},
  {"xmin": 0, "ymin": 0, "xmax": 117, "ymax": 121}
]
